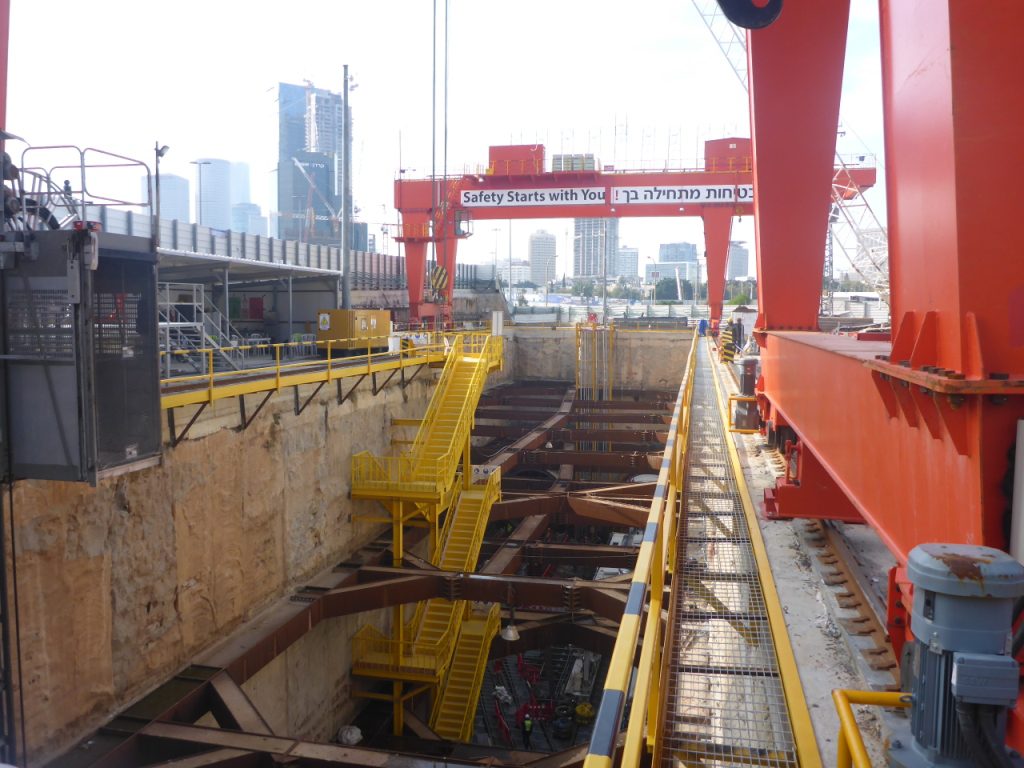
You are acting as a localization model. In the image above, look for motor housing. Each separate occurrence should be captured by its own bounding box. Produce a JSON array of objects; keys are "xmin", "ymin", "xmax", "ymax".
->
[{"xmin": 890, "ymin": 544, "xmax": 1024, "ymax": 767}]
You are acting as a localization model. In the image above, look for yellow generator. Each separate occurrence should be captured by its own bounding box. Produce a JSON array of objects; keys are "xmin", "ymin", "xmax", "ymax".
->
[{"xmin": 316, "ymin": 309, "xmax": 392, "ymax": 355}]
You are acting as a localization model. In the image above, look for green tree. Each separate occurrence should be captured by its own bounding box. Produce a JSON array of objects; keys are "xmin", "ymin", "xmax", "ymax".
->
[
  {"xmin": 654, "ymin": 277, "xmax": 679, "ymax": 301},
  {"xmin": 573, "ymin": 279, "xmax": 595, "ymax": 298}
]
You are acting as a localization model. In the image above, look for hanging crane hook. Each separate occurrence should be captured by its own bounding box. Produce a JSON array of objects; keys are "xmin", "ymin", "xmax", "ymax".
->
[{"xmin": 715, "ymin": 0, "xmax": 783, "ymax": 29}]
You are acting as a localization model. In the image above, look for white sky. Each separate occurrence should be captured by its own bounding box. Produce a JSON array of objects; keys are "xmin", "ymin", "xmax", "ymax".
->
[{"xmin": 7, "ymin": 0, "xmax": 884, "ymax": 280}]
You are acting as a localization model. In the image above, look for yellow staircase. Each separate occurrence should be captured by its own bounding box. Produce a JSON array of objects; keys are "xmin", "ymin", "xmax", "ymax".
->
[
  {"xmin": 352, "ymin": 470, "xmax": 502, "ymax": 682},
  {"xmin": 351, "ymin": 333, "xmax": 502, "ymax": 504},
  {"xmin": 349, "ymin": 333, "xmax": 503, "ymax": 739},
  {"xmin": 430, "ymin": 603, "xmax": 501, "ymax": 741}
]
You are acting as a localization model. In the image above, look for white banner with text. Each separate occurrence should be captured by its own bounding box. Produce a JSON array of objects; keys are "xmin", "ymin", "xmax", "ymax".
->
[
  {"xmin": 460, "ymin": 187, "xmax": 607, "ymax": 207},
  {"xmin": 611, "ymin": 185, "xmax": 754, "ymax": 205}
]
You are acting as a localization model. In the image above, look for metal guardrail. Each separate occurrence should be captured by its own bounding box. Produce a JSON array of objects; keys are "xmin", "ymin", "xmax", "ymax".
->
[
  {"xmin": 160, "ymin": 331, "xmax": 501, "ymax": 411},
  {"xmin": 832, "ymin": 690, "xmax": 909, "ymax": 768},
  {"xmin": 583, "ymin": 333, "xmax": 699, "ymax": 768}
]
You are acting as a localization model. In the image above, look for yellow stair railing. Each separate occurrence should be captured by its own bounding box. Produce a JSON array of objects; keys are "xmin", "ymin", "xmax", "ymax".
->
[
  {"xmin": 352, "ymin": 470, "xmax": 502, "ymax": 683},
  {"xmin": 430, "ymin": 602, "xmax": 502, "ymax": 742},
  {"xmin": 351, "ymin": 334, "xmax": 497, "ymax": 503}
]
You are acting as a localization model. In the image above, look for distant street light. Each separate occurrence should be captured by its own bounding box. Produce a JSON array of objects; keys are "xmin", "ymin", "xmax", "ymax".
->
[
  {"xmin": 154, "ymin": 142, "xmax": 169, "ymax": 247},
  {"xmin": 190, "ymin": 159, "xmax": 211, "ymax": 226}
]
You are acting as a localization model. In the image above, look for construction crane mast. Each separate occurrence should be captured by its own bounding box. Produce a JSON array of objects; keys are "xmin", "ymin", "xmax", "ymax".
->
[{"xmin": 690, "ymin": 0, "xmax": 890, "ymax": 314}]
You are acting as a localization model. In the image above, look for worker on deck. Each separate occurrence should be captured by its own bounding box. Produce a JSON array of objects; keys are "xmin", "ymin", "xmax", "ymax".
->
[
  {"xmin": 522, "ymin": 712, "xmax": 533, "ymax": 749},
  {"xmin": 697, "ymin": 317, "xmax": 708, "ymax": 337}
]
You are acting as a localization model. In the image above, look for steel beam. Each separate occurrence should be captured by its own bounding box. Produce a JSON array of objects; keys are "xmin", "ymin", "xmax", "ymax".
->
[
  {"xmin": 521, "ymin": 450, "xmax": 658, "ymax": 471},
  {"xmin": 479, "ymin": 514, "xmax": 551, "ymax": 574},
  {"xmin": 139, "ymin": 722, "xmax": 486, "ymax": 768}
]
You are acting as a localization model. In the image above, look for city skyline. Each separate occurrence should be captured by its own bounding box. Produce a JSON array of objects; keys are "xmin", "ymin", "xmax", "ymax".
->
[{"xmin": 8, "ymin": 1, "xmax": 885, "ymax": 280}]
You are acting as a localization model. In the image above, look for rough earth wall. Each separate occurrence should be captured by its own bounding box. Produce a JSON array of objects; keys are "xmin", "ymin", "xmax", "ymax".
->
[
  {"xmin": 510, "ymin": 327, "xmax": 692, "ymax": 390},
  {"xmin": 11, "ymin": 373, "xmax": 438, "ymax": 764}
]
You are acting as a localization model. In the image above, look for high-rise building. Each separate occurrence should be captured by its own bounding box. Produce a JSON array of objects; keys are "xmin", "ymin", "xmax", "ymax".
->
[
  {"xmin": 142, "ymin": 173, "xmax": 189, "ymax": 222},
  {"xmin": 659, "ymin": 242, "xmax": 698, "ymax": 263},
  {"xmin": 727, "ymin": 240, "xmax": 750, "ymax": 280},
  {"xmin": 645, "ymin": 259, "xmax": 698, "ymax": 286},
  {"xmin": 529, "ymin": 230, "xmax": 557, "ymax": 285},
  {"xmin": 277, "ymin": 81, "xmax": 346, "ymax": 244},
  {"xmin": 573, "ymin": 218, "xmax": 619, "ymax": 278},
  {"xmin": 498, "ymin": 260, "xmax": 531, "ymax": 287},
  {"xmin": 231, "ymin": 162, "xmax": 251, "ymax": 205},
  {"xmin": 551, "ymin": 154, "xmax": 619, "ymax": 278},
  {"xmin": 231, "ymin": 202, "xmax": 267, "ymax": 236},
  {"xmin": 616, "ymin": 246, "xmax": 639, "ymax": 280},
  {"xmin": 194, "ymin": 158, "xmax": 232, "ymax": 230}
]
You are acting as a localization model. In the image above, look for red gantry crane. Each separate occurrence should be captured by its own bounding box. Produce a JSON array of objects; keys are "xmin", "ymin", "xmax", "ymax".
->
[{"xmin": 394, "ymin": 139, "xmax": 875, "ymax": 327}]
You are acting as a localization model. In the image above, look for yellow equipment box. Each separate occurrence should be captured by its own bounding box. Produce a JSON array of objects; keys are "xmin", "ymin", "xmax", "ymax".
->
[{"xmin": 316, "ymin": 309, "xmax": 392, "ymax": 352}]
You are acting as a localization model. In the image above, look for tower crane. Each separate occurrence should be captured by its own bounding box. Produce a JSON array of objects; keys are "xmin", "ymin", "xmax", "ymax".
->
[{"xmin": 690, "ymin": 0, "xmax": 890, "ymax": 311}]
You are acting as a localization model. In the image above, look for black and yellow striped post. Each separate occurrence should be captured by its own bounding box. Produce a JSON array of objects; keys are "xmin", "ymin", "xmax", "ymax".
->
[{"xmin": 719, "ymin": 324, "xmax": 736, "ymax": 363}]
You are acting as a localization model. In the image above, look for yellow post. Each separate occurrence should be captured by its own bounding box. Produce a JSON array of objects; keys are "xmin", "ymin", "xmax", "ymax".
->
[
  {"xmin": 463, "ymin": 433, "xmax": 471, "ymax": 489},
  {"xmin": 207, "ymin": 349, "xmax": 215, "ymax": 397},
  {"xmin": 393, "ymin": 502, "xmax": 404, "ymax": 566},
  {"xmin": 326, "ymin": 339, "xmax": 333, "ymax": 378},
  {"xmin": 393, "ymin": 679, "xmax": 404, "ymax": 736},
  {"xmin": 274, "ymin": 344, "xmax": 281, "ymax": 391}
]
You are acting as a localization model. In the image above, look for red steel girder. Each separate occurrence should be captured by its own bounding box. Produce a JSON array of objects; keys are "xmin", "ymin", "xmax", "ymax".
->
[{"xmin": 748, "ymin": 0, "xmax": 850, "ymax": 331}]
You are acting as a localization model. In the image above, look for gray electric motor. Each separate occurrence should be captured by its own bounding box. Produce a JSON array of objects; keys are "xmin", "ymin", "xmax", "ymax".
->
[{"xmin": 890, "ymin": 544, "xmax": 1024, "ymax": 767}]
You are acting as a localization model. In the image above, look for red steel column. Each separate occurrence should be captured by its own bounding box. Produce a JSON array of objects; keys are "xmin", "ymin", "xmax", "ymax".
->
[
  {"xmin": 702, "ymin": 206, "xmax": 732, "ymax": 326},
  {"xmin": 883, "ymin": 1, "xmax": 1024, "ymax": 377},
  {"xmin": 747, "ymin": 0, "xmax": 850, "ymax": 331}
]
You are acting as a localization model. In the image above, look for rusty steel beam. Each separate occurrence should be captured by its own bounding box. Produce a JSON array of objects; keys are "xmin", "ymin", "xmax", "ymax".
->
[
  {"xmin": 523, "ymin": 542, "xmax": 639, "ymax": 569},
  {"xmin": 566, "ymin": 495, "xmax": 649, "ymax": 528},
  {"xmin": 139, "ymin": 722, "xmax": 486, "ymax": 768},
  {"xmin": 569, "ymin": 403, "xmax": 671, "ymax": 415},
  {"xmin": 478, "ymin": 395, "xmax": 573, "ymax": 408},
  {"xmin": 476, "ymin": 407, "xmax": 562, "ymax": 421},
  {"xmin": 551, "ymin": 428, "xmax": 666, "ymax": 444},
  {"xmin": 208, "ymin": 675, "xmax": 273, "ymax": 735},
  {"xmin": 138, "ymin": 749, "xmax": 257, "ymax": 768},
  {"xmin": 573, "ymin": 482, "xmax": 656, "ymax": 499},
  {"xmin": 473, "ymin": 424, "xmax": 532, "ymax": 439},
  {"xmin": 522, "ymin": 745, "xmax": 590, "ymax": 768},
  {"xmin": 482, "ymin": 388, "xmax": 576, "ymax": 473},
  {"xmin": 479, "ymin": 514, "xmax": 551, "ymax": 574},
  {"xmin": 569, "ymin": 412, "xmax": 668, "ymax": 425},
  {"xmin": 351, "ymin": 566, "xmax": 629, "ymax": 616},
  {"xmin": 521, "ymin": 449, "xmax": 659, "ymax": 471},
  {"xmin": 489, "ymin": 494, "xmax": 567, "ymax": 521}
]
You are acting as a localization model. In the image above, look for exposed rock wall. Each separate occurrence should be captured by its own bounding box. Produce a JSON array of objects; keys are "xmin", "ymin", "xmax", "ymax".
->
[
  {"xmin": 12, "ymin": 374, "xmax": 437, "ymax": 763},
  {"xmin": 511, "ymin": 327, "xmax": 692, "ymax": 390}
]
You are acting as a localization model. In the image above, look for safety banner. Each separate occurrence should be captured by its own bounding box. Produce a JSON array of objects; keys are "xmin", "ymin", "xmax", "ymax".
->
[
  {"xmin": 611, "ymin": 185, "xmax": 754, "ymax": 205},
  {"xmin": 460, "ymin": 188, "xmax": 607, "ymax": 207}
]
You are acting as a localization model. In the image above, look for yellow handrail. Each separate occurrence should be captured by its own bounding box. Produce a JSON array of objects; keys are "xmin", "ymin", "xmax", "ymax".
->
[
  {"xmin": 583, "ymin": 333, "xmax": 698, "ymax": 768},
  {"xmin": 832, "ymin": 690, "xmax": 910, "ymax": 768}
]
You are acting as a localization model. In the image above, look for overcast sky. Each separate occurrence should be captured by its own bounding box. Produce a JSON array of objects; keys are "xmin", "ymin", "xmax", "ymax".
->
[{"xmin": 7, "ymin": 0, "xmax": 884, "ymax": 280}]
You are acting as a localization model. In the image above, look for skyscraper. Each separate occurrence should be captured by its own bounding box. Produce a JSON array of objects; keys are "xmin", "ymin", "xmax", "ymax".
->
[
  {"xmin": 616, "ymin": 246, "xmax": 639, "ymax": 281},
  {"xmin": 194, "ymin": 158, "xmax": 232, "ymax": 230},
  {"xmin": 230, "ymin": 162, "xmax": 251, "ymax": 205},
  {"xmin": 231, "ymin": 202, "xmax": 268, "ymax": 236},
  {"xmin": 727, "ymin": 241, "xmax": 750, "ymax": 280},
  {"xmin": 277, "ymin": 81, "xmax": 345, "ymax": 244},
  {"xmin": 551, "ymin": 154, "xmax": 619, "ymax": 278},
  {"xmin": 659, "ymin": 242, "xmax": 698, "ymax": 263},
  {"xmin": 142, "ymin": 173, "xmax": 189, "ymax": 222},
  {"xmin": 573, "ymin": 219, "xmax": 619, "ymax": 278},
  {"xmin": 529, "ymin": 230, "xmax": 557, "ymax": 285}
]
